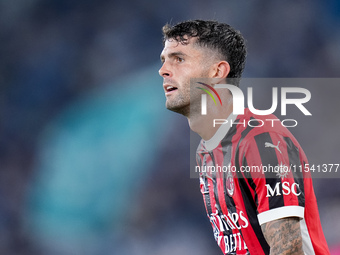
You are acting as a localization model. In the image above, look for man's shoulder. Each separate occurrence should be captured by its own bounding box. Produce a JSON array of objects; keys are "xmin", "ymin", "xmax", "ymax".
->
[
  {"xmin": 232, "ymin": 109, "xmax": 302, "ymax": 155},
  {"xmin": 236, "ymin": 108, "xmax": 296, "ymax": 139}
]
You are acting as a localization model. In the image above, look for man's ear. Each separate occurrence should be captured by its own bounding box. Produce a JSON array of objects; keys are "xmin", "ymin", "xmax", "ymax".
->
[{"xmin": 212, "ymin": 61, "xmax": 230, "ymax": 79}]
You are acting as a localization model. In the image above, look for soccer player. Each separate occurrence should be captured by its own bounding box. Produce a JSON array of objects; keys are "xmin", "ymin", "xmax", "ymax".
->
[{"xmin": 159, "ymin": 20, "xmax": 330, "ymax": 255}]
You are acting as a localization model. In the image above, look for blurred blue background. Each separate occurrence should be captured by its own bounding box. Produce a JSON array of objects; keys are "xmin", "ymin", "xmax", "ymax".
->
[{"xmin": 1, "ymin": 0, "xmax": 340, "ymax": 254}]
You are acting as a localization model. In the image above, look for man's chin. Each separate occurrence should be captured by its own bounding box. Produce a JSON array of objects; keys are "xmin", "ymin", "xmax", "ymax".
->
[{"xmin": 166, "ymin": 102, "xmax": 189, "ymax": 117}]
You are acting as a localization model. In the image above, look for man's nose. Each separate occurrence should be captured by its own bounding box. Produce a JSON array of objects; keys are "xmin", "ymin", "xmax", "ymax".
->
[{"xmin": 158, "ymin": 62, "xmax": 172, "ymax": 77}]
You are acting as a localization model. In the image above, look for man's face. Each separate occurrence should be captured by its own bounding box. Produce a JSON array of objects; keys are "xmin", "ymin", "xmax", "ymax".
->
[{"xmin": 159, "ymin": 38, "xmax": 212, "ymax": 116}]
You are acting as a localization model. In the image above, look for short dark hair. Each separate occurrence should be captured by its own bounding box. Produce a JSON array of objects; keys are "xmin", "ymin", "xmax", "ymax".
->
[{"xmin": 162, "ymin": 20, "xmax": 247, "ymax": 81}]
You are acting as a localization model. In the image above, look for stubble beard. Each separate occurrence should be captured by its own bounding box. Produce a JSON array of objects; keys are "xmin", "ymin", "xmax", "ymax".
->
[
  {"xmin": 165, "ymin": 67, "xmax": 211, "ymax": 118},
  {"xmin": 165, "ymin": 80, "xmax": 205, "ymax": 119},
  {"xmin": 165, "ymin": 83, "xmax": 190, "ymax": 117}
]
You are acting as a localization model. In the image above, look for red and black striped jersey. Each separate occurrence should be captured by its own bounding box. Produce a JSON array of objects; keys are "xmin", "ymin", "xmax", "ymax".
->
[{"xmin": 196, "ymin": 108, "xmax": 329, "ymax": 255}]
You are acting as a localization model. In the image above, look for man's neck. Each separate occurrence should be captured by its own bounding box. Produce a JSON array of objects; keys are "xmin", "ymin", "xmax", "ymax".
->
[{"xmin": 188, "ymin": 100, "xmax": 233, "ymax": 141}]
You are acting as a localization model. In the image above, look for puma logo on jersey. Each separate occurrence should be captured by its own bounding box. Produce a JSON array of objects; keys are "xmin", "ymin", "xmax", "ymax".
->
[{"xmin": 265, "ymin": 141, "xmax": 282, "ymax": 154}]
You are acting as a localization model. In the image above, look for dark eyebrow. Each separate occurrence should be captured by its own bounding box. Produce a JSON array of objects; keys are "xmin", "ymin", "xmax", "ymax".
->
[{"xmin": 160, "ymin": 51, "xmax": 187, "ymax": 62}]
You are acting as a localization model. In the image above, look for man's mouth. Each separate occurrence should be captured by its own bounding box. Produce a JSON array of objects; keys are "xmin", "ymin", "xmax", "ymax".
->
[{"xmin": 164, "ymin": 85, "xmax": 178, "ymax": 94}]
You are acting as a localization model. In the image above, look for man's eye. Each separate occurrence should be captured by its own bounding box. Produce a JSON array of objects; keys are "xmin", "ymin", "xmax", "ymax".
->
[{"xmin": 176, "ymin": 57, "xmax": 184, "ymax": 63}]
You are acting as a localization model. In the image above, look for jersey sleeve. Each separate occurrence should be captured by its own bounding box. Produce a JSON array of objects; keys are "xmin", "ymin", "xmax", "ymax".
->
[{"xmin": 238, "ymin": 131, "xmax": 306, "ymax": 225}]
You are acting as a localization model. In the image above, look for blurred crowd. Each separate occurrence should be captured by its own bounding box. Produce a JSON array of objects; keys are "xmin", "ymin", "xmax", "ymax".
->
[{"xmin": 0, "ymin": 0, "xmax": 340, "ymax": 254}]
